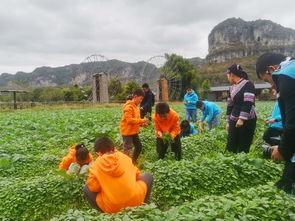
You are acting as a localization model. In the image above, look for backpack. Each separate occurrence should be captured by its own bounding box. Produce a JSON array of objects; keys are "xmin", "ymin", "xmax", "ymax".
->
[{"xmin": 151, "ymin": 92, "xmax": 155, "ymax": 106}]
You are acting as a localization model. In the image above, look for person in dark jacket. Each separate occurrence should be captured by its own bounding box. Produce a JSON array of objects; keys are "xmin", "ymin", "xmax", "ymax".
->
[
  {"xmin": 226, "ymin": 64, "xmax": 257, "ymax": 154},
  {"xmin": 140, "ymin": 83, "xmax": 154, "ymax": 119},
  {"xmin": 256, "ymin": 53, "xmax": 295, "ymax": 194}
]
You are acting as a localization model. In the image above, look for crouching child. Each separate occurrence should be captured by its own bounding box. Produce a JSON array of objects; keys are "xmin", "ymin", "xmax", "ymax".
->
[
  {"xmin": 180, "ymin": 120, "xmax": 197, "ymax": 137},
  {"xmin": 153, "ymin": 103, "xmax": 182, "ymax": 160},
  {"xmin": 83, "ymin": 137, "xmax": 153, "ymax": 213},
  {"xmin": 58, "ymin": 144, "xmax": 93, "ymax": 175}
]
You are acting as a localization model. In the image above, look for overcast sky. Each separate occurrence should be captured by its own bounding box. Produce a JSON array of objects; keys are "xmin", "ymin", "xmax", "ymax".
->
[{"xmin": 1, "ymin": 0, "xmax": 295, "ymax": 74}]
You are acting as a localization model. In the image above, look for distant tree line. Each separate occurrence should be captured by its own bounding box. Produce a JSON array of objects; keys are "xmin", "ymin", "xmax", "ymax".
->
[{"xmin": 0, "ymin": 53, "xmax": 213, "ymax": 102}]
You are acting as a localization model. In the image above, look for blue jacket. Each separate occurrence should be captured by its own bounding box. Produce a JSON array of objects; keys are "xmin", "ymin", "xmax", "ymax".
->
[
  {"xmin": 267, "ymin": 101, "xmax": 283, "ymax": 130},
  {"xmin": 180, "ymin": 123, "xmax": 197, "ymax": 137},
  {"xmin": 190, "ymin": 124, "xmax": 197, "ymax": 135},
  {"xmin": 200, "ymin": 101, "xmax": 221, "ymax": 123},
  {"xmin": 273, "ymin": 59, "xmax": 295, "ymax": 79},
  {"xmin": 183, "ymin": 91, "xmax": 198, "ymax": 110}
]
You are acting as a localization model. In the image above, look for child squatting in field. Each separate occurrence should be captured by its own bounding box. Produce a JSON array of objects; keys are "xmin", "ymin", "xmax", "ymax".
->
[
  {"xmin": 59, "ymin": 144, "xmax": 93, "ymax": 174},
  {"xmin": 83, "ymin": 136, "xmax": 153, "ymax": 213}
]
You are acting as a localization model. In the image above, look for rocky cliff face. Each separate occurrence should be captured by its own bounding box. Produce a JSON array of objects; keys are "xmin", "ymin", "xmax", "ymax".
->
[{"xmin": 206, "ymin": 18, "xmax": 295, "ymax": 63}]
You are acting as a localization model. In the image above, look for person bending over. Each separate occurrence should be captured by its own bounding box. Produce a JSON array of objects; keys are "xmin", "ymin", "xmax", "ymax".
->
[
  {"xmin": 59, "ymin": 144, "xmax": 93, "ymax": 174},
  {"xmin": 180, "ymin": 120, "xmax": 197, "ymax": 137},
  {"xmin": 153, "ymin": 102, "xmax": 182, "ymax": 160}
]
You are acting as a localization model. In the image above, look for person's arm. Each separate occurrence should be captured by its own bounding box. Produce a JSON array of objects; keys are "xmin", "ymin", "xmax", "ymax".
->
[
  {"xmin": 189, "ymin": 94, "xmax": 198, "ymax": 105},
  {"xmin": 190, "ymin": 125, "xmax": 197, "ymax": 135},
  {"xmin": 226, "ymin": 93, "xmax": 234, "ymax": 122},
  {"xmin": 124, "ymin": 106, "xmax": 146, "ymax": 125},
  {"xmin": 170, "ymin": 115, "xmax": 180, "ymax": 138},
  {"xmin": 87, "ymin": 170, "xmax": 102, "ymax": 193},
  {"xmin": 276, "ymin": 76, "xmax": 295, "ymax": 161},
  {"xmin": 183, "ymin": 95, "xmax": 187, "ymax": 104},
  {"xmin": 200, "ymin": 109, "xmax": 206, "ymax": 121},
  {"xmin": 135, "ymin": 167, "xmax": 141, "ymax": 180},
  {"xmin": 58, "ymin": 154, "xmax": 73, "ymax": 170},
  {"xmin": 273, "ymin": 104, "xmax": 282, "ymax": 122},
  {"xmin": 239, "ymin": 82, "xmax": 255, "ymax": 121},
  {"xmin": 153, "ymin": 115, "xmax": 162, "ymax": 138}
]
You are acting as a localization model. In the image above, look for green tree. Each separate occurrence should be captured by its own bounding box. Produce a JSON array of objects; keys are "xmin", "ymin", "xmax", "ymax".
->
[
  {"xmin": 162, "ymin": 54, "xmax": 200, "ymax": 99},
  {"xmin": 108, "ymin": 77, "xmax": 123, "ymax": 100},
  {"xmin": 117, "ymin": 81, "xmax": 141, "ymax": 101},
  {"xmin": 201, "ymin": 79, "xmax": 211, "ymax": 99}
]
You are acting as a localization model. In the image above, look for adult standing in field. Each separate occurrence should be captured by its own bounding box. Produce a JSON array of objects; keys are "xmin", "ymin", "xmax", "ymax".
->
[
  {"xmin": 226, "ymin": 64, "xmax": 257, "ymax": 154},
  {"xmin": 140, "ymin": 83, "xmax": 154, "ymax": 119},
  {"xmin": 120, "ymin": 89, "xmax": 149, "ymax": 164},
  {"xmin": 256, "ymin": 53, "xmax": 295, "ymax": 194},
  {"xmin": 196, "ymin": 100, "xmax": 222, "ymax": 130},
  {"xmin": 183, "ymin": 86, "xmax": 198, "ymax": 122}
]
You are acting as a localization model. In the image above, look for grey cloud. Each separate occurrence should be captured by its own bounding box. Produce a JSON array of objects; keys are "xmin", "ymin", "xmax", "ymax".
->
[{"xmin": 0, "ymin": 0, "xmax": 295, "ymax": 74}]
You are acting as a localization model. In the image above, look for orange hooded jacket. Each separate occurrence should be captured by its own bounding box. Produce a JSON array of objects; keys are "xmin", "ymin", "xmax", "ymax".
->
[
  {"xmin": 58, "ymin": 146, "xmax": 93, "ymax": 170},
  {"xmin": 153, "ymin": 108, "xmax": 181, "ymax": 138},
  {"xmin": 87, "ymin": 151, "xmax": 147, "ymax": 213},
  {"xmin": 120, "ymin": 100, "xmax": 145, "ymax": 136}
]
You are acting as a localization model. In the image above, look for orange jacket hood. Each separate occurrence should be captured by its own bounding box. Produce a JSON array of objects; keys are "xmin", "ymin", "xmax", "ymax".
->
[
  {"xmin": 97, "ymin": 152, "xmax": 125, "ymax": 177},
  {"xmin": 87, "ymin": 151, "xmax": 147, "ymax": 213}
]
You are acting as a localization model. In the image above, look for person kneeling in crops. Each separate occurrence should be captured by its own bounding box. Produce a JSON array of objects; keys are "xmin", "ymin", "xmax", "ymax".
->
[
  {"xmin": 83, "ymin": 137, "xmax": 153, "ymax": 213},
  {"xmin": 58, "ymin": 144, "xmax": 93, "ymax": 175},
  {"xmin": 196, "ymin": 100, "xmax": 222, "ymax": 130},
  {"xmin": 153, "ymin": 103, "xmax": 182, "ymax": 160},
  {"xmin": 180, "ymin": 120, "xmax": 197, "ymax": 137}
]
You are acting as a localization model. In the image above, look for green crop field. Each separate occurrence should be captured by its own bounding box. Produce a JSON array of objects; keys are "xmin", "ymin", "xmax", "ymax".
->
[{"xmin": 0, "ymin": 102, "xmax": 294, "ymax": 221}]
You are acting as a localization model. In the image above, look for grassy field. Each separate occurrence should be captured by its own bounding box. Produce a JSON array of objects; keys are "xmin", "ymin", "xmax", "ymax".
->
[{"xmin": 0, "ymin": 102, "xmax": 294, "ymax": 220}]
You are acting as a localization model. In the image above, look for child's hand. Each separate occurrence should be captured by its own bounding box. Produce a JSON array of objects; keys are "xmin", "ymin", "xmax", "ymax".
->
[
  {"xmin": 157, "ymin": 131, "xmax": 163, "ymax": 138},
  {"xmin": 141, "ymin": 123, "xmax": 148, "ymax": 128}
]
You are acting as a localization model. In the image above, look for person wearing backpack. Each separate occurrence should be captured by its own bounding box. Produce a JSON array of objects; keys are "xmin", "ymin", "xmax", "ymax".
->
[{"xmin": 140, "ymin": 83, "xmax": 155, "ymax": 119}]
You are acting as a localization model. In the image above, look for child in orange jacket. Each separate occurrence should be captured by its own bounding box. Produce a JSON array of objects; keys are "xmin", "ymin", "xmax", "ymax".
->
[
  {"xmin": 59, "ymin": 144, "xmax": 93, "ymax": 174},
  {"xmin": 120, "ymin": 89, "xmax": 149, "ymax": 164},
  {"xmin": 83, "ymin": 137, "xmax": 153, "ymax": 213},
  {"xmin": 153, "ymin": 102, "xmax": 182, "ymax": 160}
]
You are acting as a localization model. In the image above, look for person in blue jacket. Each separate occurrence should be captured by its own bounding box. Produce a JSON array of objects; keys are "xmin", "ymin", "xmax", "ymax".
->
[
  {"xmin": 183, "ymin": 86, "xmax": 198, "ymax": 122},
  {"xmin": 256, "ymin": 53, "xmax": 295, "ymax": 194},
  {"xmin": 196, "ymin": 100, "xmax": 222, "ymax": 130},
  {"xmin": 263, "ymin": 101, "xmax": 283, "ymax": 146},
  {"xmin": 180, "ymin": 120, "xmax": 197, "ymax": 137}
]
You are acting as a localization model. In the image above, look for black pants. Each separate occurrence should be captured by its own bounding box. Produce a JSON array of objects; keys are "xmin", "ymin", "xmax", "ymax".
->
[
  {"xmin": 83, "ymin": 185, "xmax": 103, "ymax": 212},
  {"xmin": 156, "ymin": 135, "xmax": 181, "ymax": 160},
  {"xmin": 263, "ymin": 127, "xmax": 283, "ymax": 146},
  {"xmin": 227, "ymin": 118, "xmax": 257, "ymax": 153},
  {"xmin": 275, "ymin": 161, "xmax": 295, "ymax": 195},
  {"xmin": 122, "ymin": 134, "xmax": 142, "ymax": 163},
  {"xmin": 139, "ymin": 172, "xmax": 153, "ymax": 203}
]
